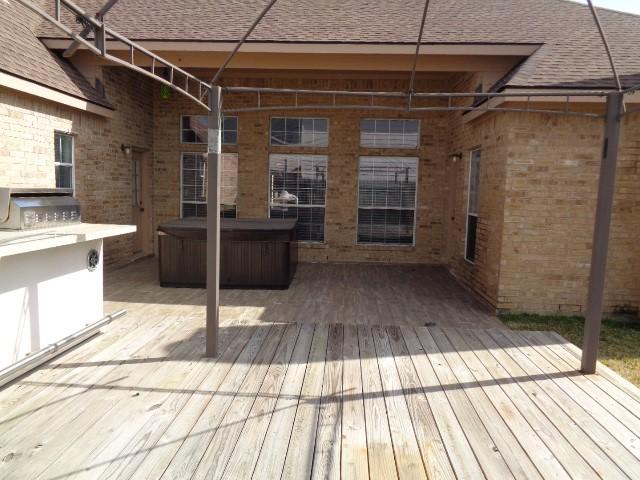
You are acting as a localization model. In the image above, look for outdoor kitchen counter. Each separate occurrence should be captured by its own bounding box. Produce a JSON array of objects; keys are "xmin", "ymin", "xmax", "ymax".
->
[
  {"xmin": 0, "ymin": 222, "xmax": 136, "ymax": 375},
  {"xmin": 0, "ymin": 223, "xmax": 136, "ymax": 257}
]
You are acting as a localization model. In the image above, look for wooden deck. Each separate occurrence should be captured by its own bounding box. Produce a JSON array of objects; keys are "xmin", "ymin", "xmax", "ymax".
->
[{"xmin": 1, "ymin": 261, "xmax": 640, "ymax": 479}]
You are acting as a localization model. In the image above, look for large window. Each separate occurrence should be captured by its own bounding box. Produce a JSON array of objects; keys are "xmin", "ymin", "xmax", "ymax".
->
[
  {"xmin": 269, "ymin": 154, "xmax": 327, "ymax": 242},
  {"xmin": 465, "ymin": 149, "xmax": 481, "ymax": 262},
  {"xmin": 357, "ymin": 156, "xmax": 418, "ymax": 245},
  {"xmin": 54, "ymin": 132, "xmax": 74, "ymax": 189},
  {"xmin": 270, "ymin": 117, "xmax": 328, "ymax": 147},
  {"xmin": 180, "ymin": 152, "xmax": 238, "ymax": 218},
  {"xmin": 180, "ymin": 115, "xmax": 238, "ymax": 145},
  {"xmin": 360, "ymin": 119, "xmax": 419, "ymax": 148}
]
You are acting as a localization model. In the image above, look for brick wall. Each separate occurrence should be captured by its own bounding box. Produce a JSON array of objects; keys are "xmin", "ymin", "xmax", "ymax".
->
[
  {"xmin": 153, "ymin": 73, "xmax": 451, "ymax": 264},
  {"xmin": 497, "ymin": 109, "xmax": 640, "ymax": 314},
  {"xmin": 442, "ymin": 73, "xmax": 509, "ymax": 308},
  {"xmin": 0, "ymin": 67, "xmax": 154, "ymax": 264}
]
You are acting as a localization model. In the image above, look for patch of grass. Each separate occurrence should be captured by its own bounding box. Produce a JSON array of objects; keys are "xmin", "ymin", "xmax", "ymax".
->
[{"xmin": 499, "ymin": 313, "xmax": 640, "ymax": 387}]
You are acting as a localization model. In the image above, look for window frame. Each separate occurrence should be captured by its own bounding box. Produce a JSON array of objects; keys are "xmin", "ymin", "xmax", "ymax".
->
[
  {"xmin": 179, "ymin": 115, "xmax": 238, "ymax": 145},
  {"xmin": 179, "ymin": 152, "xmax": 238, "ymax": 218},
  {"xmin": 269, "ymin": 117, "xmax": 329, "ymax": 147},
  {"xmin": 54, "ymin": 131, "xmax": 74, "ymax": 192},
  {"xmin": 360, "ymin": 118, "xmax": 421, "ymax": 149},
  {"xmin": 267, "ymin": 153, "xmax": 328, "ymax": 243},
  {"xmin": 356, "ymin": 156, "xmax": 419, "ymax": 247},
  {"xmin": 464, "ymin": 148, "xmax": 481, "ymax": 263}
]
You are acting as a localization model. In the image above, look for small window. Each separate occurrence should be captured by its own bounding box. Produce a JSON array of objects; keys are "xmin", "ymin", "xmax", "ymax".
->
[
  {"xmin": 270, "ymin": 117, "xmax": 328, "ymax": 147},
  {"xmin": 181, "ymin": 152, "xmax": 238, "ymax": 218},
  {"xmin": 357, "ymin": 156, "xmax": 418, "ymax": 245},
  {"xmin": 180, "ymin": 115, "xmax": 238, "ymax": 145},
  {"xmin": 54, "ymin": 132, "xmax": 74, "ymax": 189},
  {"xmin": 269, "ymin": 154, "xmax": 327, "ymax": 242},
  {"xmin": 360, "ymin": 119, "xmax": 419, "ymax": 148},
  {"xmin": 465, "ymin": 149, "xmax": 481, "ymax": 262}
]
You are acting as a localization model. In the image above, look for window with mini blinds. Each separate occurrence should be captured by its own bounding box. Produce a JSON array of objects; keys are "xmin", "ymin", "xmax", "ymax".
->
[
  {"xmin": 269, "ymin": 154, "xmax": 327, "ymax": 242},
  {"xmin": 180, "ymin": 153, "xmax": 238, "ymax": 218},
  {"xmin": 357, "ymin": 156, "xmax": 418, "ymax": 245}
]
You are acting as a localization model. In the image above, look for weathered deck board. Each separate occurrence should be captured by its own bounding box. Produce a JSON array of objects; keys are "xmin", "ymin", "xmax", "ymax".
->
[{"xmin": 2, "ymin": 261, "xmax": 640, "ymax": 479}]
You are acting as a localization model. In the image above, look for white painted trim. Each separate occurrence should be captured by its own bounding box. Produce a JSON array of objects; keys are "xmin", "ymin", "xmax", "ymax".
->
[
  {"xmin": 41, "ymin": 39, "xmax": 540, "ymax": 56},
  {"xmin": 0, "ymin": 71, "xmax": 113, "ymax": 118}
]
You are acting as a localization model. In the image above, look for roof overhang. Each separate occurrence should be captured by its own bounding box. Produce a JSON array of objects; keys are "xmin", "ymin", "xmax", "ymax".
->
[
  {"xmin": 463, "ymin": 87, "xmax": 640, "ymax": 123},
  {"xmin": 41, "ymin": 39, "xmax": 541, "ymax": 57},
  {"xmin": 0, "ymin": 70, "xmax": 114, "ymax": 118}
]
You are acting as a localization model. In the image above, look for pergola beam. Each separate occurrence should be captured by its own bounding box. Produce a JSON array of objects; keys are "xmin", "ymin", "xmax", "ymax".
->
[
  {"xmin": 586, "ymin": 0, "xmax": 623, "ymax": 92},
  {"xmin": 62, "ymin": 0, "xmax": 119, "ymax": 58},
  {"xmin": 210, "ymin": 0, "xmax": 279, "ymax": 86},
  {"xmin": 408, "ymin": 0, "xmax": 431, "ymax": 98},
  {"xmin": 581, "ymin": 91, "xmax": 624, "ymax": 374},
  {"xmin": 205, "ymin": 86, "xmax": 222, "ymax": 357}
]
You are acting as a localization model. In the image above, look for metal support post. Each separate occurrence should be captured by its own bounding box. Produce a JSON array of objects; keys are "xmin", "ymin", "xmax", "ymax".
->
[
  {"xmin": 581, "ymin": 91, "xmax": 624, "ymax": 374},
  {"xmin": 205, "ymin": 86, "xmax": 222, "ymax": 357}
]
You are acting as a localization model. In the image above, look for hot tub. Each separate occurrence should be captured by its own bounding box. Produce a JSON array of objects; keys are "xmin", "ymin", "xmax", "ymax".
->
[{"xmin": 158, "ymin": 218, "xmax": 297, "ymax": 289}]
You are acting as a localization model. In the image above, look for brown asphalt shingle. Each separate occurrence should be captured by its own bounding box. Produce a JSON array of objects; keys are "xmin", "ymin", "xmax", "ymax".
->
[
  {"xmin": 0, "ymin": 0, "xmax": 111, "ymax": 107},
  {"xmin": 7, "ymin": 0, "xmax": 640, "ymax": 91},
  {"xmin": 37, "ymin": 0, "xmax": 640, "ymax": 90}
]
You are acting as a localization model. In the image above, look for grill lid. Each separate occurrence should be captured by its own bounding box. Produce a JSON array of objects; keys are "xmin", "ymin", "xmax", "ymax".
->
[{"xmin": 0, "ymin": 188, "xmax": 80, "ymax": 230}]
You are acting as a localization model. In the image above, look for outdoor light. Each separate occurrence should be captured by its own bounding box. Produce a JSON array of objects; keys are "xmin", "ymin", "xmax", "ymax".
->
[
  {"xmin": 121, "ymin": 144, "xmax": 132, "ymax": 155},
  {"xmin": 451, "ymin": 153, "xmax": 462, "ymax": 163}
]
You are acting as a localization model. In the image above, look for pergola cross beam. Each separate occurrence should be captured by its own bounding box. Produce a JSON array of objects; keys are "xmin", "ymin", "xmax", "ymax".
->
[{"xmin": 62, "ymin": 0, "xmax": 119, "ymax": 58}]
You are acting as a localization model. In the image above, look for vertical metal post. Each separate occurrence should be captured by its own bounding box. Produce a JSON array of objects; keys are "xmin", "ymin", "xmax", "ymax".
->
[
  {"xmin": 206, "ymin": 86, "xmax": 222, "ymax": 357},
  {"xmin": 581, "ymin": 91, "xmax": 623, "ymax": 374}
]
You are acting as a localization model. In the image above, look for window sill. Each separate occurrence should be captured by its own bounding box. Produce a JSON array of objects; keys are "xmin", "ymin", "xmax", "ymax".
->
[
  {"xmin": 356, "ymin": 243, "xmax": 416, "ymax": 251},
  {"xmin": 298, "ymin": 242, "xmax": 329, "ymax": 249}
]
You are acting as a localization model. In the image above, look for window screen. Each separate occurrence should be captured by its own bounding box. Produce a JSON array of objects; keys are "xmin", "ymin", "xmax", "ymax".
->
[
  {"xmin": 357, "ymin": 156, "xmax": 418, "ymax": 245},
  {"xmin": 181, "ymin": 152, "xmax": 238, "ymax": 218},
  {"xmin": 54, "ymin": 132, "xmax": 74, "ymax": 189},
  {"xmin": 269, "ymin": 154, "xmax": 327, "ymax": 242},
  {"xmin": 181, "ymin": 115, "xmax": 238, "ymax": 144},
  {"xmin": 465, "ymin": 149, "xmax": 481, "ymax": 262},
  {"xmin": 360, "ymin": 119, "xmax": 419, "ymax": 148},
  {"xmin": 270, "ymin": 118, "xmax": 328, "ymax": 147}
]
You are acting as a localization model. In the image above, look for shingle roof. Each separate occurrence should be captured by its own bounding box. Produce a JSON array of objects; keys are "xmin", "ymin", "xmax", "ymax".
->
[
  {"xmin": 0, "ymin": 0, "xmax": 111, "ymax": 108},
  {"xmin": 33, "ymin": 0, "xmax": 640, "ymax": 89}
]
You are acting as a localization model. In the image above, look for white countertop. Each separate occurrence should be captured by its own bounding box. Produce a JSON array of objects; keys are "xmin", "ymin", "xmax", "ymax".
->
[{"xmin": 0, "ymin": 223, "xmax": 136, "ymax": 257}]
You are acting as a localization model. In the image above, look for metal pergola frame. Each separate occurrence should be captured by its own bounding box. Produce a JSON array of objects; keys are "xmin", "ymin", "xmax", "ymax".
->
[{"xmin": 15, "ymin": 0, "xmax": 640, "ymax": 373}]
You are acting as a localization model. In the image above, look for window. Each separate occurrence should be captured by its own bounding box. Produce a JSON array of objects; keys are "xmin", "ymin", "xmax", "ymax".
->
[
  {"xmin": 269, "ymin": 154, "xmax": 327, "ymax": 242},
  {"xmin": 270, "ymin": 117, "xmax": 328, "ymax": 147},
  {"xmin": 180, "ymin": 115, "xmax": 238, "ymax": 144},
  {"xmin": 180, "ymin": 152, "xmax": 238, "ymax": 218},
  {"xmin": 54, "ymin": 132, "xmax": 74, "ymax": 189},
  {"xmin": 357, "ymin": 156, "xmax": 418, "ymax": 245},
  {"xmin": 360, "ymin": 119, "xmax": 419, "ymax": 148},
  {"xmin": 465, "ymin": 149, "xmax": 481, "ymax": 262}
]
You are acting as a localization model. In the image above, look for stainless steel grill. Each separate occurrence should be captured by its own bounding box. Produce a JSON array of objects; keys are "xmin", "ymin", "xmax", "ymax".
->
[{"xmin": 0, "ymin": 188, "xmax": 81, "ymax": 230}]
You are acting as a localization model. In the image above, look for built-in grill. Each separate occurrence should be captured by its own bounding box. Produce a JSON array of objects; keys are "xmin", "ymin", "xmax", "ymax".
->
[{"xmin": 0, "ymin": 188, "xmax": 81, "ymax": 231}]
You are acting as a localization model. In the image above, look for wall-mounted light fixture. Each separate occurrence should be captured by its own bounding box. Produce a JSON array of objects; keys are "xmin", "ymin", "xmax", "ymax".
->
[
  {"xmin": 121, "ymin": 144, "xmax": 132, "ymax": 155},
  {"xmin": 450, "ymin": 153, "xmax": 462, "ymax": 163}
]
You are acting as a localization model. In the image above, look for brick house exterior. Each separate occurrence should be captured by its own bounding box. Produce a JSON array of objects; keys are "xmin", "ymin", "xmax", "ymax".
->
[{"xmin": 1, "ymin": 0, "xmax": 639, "ymax": 315}]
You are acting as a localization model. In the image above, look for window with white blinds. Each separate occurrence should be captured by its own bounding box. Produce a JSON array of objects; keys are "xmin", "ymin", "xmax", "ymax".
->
[
  {"xmin": 54, "ymin": 132, "xmax": 74, "ymax": 190},
  {"xmin": 180, "ymin": 115, "xmax": 238, "ymax": 145},
  {"xmin": 357, "ymin": 156, "xmax": 418, "ymax": 245},
  {"xmin": 360, "ymin": 119, "xmax": 420, "ymax": 148},
  {"xmin": 270, "ymin": 117, "xmax": 328, "ymax": 147},
  {"xmin": 180, "ymin": 152, "xmax": 238, "ymax": 218},
  {"xmin": 465, "ymin": 149, "xmax": 481, "ymax": 262},
  {"xmin": 269, "ymin": 154, "xmax": 327, "ymax": 242}
]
